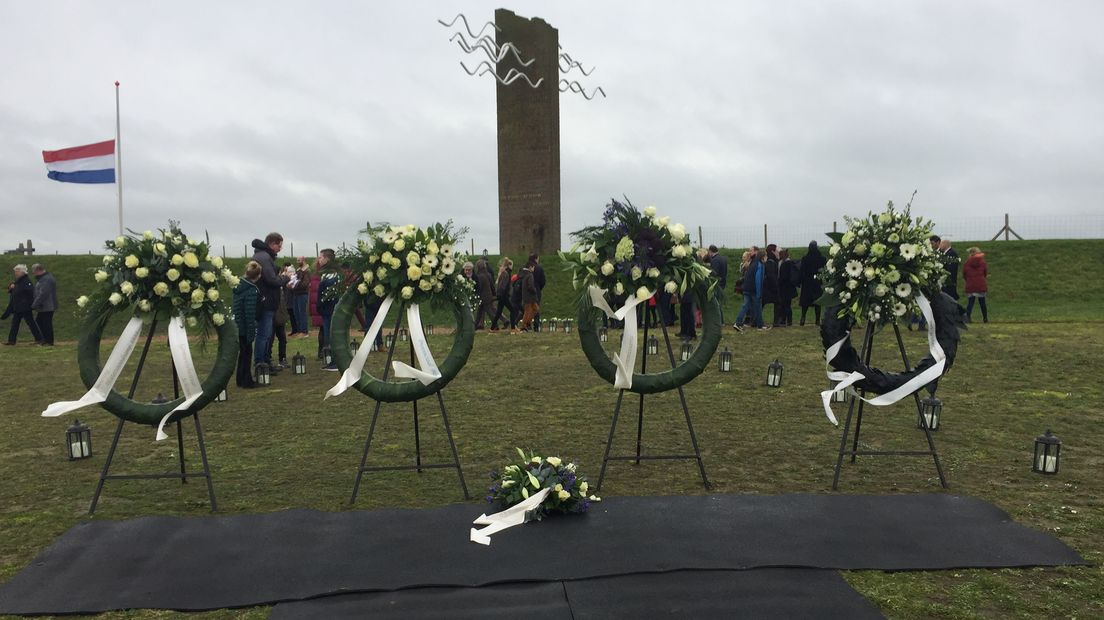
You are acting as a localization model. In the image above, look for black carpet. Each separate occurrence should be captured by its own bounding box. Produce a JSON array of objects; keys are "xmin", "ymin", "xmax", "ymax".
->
[
  {"xmin": 0, "ymin": 494, "xmax": 1085, "ymax": 615},
  {"xmin": 268, "ymin": 570, "xmax": 885, "ymax": 619}
]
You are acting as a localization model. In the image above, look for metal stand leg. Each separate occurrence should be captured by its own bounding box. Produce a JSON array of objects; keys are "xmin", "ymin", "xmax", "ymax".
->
[
  {"xmin": 350, "ymin": 303, "xmax": 468, "ymax": 503},
  {"xmin": 89, "ymin": 317, "xmax": 218, "ymax": 514},
  {"xmin": 832, "ymin": 321, "xmax": 949, "ymax": 490},
  {"xmin": 597, "ymin": 307, "xmax": 709, "ymax": 491}
]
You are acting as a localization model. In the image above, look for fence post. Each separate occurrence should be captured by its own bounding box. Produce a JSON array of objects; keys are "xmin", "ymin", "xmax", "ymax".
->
[
  {"xmin": 698, "ymin": 226, "xmax": 703, "ymax": 248},
  {"xmin": 290, "ymin": 242, "xmax": 294, "ymax": 256},
  {"xmin": 833, "ymin": 221, "xmax": 837, "ymax": 233},
  {"xmin": 315, "ymin": 242, "xmax": 319, "ymax": 257},
  {"xmin": 763, "ymin": 224, "xmax": 768, "ymax": 247}
]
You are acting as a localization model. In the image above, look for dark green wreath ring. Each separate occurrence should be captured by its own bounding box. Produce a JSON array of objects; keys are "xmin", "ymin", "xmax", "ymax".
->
[
  {"xmin": 77, "ymin": 298, "xmax": 238, "ymax": 427},
  {"xmin": 329, "ymin": 287, "xmax": 475, "ymax": 403},
  {"xmin": 577, "ymin": 284, "xmax": 722, "ymax": 394}
]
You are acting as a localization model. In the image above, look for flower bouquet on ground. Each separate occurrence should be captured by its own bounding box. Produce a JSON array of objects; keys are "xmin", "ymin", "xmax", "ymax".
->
[
  {"xmin": 487, "ymin": 448, "xmax": 600, "ymax": 520},
  {"xmin": 559, "ymin": 198, "xmax": 713, "ymax": 302},
  {"xmin": 343, "ymin": 221, "xmax": 473, "ymax": 307},
  {"xmin": 817, "ymin": 201, "xmax": 946, "ymax": 325},
  {"xmin": 79, "ymin": 222, "xmax": 236, "ymax": 330}
]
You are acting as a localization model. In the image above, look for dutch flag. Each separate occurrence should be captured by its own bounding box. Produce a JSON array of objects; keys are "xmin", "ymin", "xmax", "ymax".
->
[{"xmin": 42, "ymin": 139, "xmax": 116, "ymax": 184}]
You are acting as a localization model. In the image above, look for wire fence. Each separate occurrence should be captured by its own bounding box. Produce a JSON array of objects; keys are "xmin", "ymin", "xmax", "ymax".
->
[{"xmin": 693, "ymin": 213, "xmax": 1104, "ymax": 251}]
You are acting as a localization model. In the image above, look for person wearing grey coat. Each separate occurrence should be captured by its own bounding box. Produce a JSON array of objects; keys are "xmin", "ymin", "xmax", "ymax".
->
[{"xmin": 31, "ymin": 264, "xmax": 58, "ymax": 345}]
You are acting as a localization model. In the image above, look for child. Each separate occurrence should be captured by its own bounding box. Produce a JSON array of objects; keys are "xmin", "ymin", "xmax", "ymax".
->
[{"xmin": 232, "ymin": 261, "xmax": 263, "ymax": 388}]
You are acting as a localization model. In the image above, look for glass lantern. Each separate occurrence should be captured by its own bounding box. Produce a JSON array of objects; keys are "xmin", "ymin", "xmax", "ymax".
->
[
  {"xmin": 1033, "ymin": 430, "xmax": 1061, "ymax": 475},
  {"xmin": 426, "ymin": 324, "xmax": 435, "ymax": 336},
  {"xmin": 292, "ymin": 352, "xmax": 307, "ymax": 375},
  {"xmin": 563, "ymin": 319, "xmax": 573, "ymax": 333},
  {"xmin": 385, "ymin": 333, "xmax": 395, "ymax": 350},
  {"xmin": 66, "ymin": 419, "xmax": 92, "ymax": 460},
  {"xmin": 349, "ymin": 338, "xmax": 359, "ymax": 356},
  {"xmin": 718, "ymin": 347, "xmax": 733, "ymax": 372},
  {"xmin": 830, "ymin": 380, "xmax": 848, "ymax": 403},
  {"xmin": 647, "ymin": 334, "xmax": 659, "ymax": 356},
  {"xmin": 322, "ymin": 346, "xmax": 333, "ymax": 366},
  {"xmin": 215, "ymin": 386, "xmax": 229, "ymax": 402},
  {"xmin": 599, "ymin": 326, "xmax": 608, "ymax": 342},
  {"xmin": 680, "ymin": 340, "xmax": 694, "ymax": 362},
  {"xmin": 255, "ymin": 362, "xmax": 271, "ymax": 386},
  {"xmin": 766, "ymin": 359, "xmax": 784, "ymax": 387},
  {"xmin": 549, "ymin": 319, "xmax": 559, "ymax": 332},
  {"xmin": 918, "ymin": 396, "xmax": 942, "ymax": 431},
  {"xmin": 399, "ymin": 327, "xmax": 409, "ymax": 342}
]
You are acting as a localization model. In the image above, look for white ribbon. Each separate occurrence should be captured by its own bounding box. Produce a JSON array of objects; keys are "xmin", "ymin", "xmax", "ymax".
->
[
  {"xmin": 391, "ymin": 304, "xmax": 443, "ymax": 385},
  {"xmin": 325, "ymin": 295, "xmax": 395, "ymax": 399},
  {"xmin": 42, "ymin": 316, "xmax": 145, "ymax": 418},
  {"xmin": 156, "ymin": 316, "xmax": 204, "ymax": 441},
  {"xmin": 820, "ymin": 293, "xmax": 946, "ymax": 425},
  {"xmin": 470, "ymin": 487, "xmax": 550, "ymax": 546},
  {"xmin": 588, "ymin": 285, "xmax": 653, "ymax": 389}
]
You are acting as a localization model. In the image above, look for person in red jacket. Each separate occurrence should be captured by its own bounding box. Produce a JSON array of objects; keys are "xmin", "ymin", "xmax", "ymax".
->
[{"xmin": 962, "ymin": 246, "xmax": 989, "ymax": 323}]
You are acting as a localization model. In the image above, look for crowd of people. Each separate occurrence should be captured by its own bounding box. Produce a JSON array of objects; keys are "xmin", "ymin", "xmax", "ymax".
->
[{"xmin": 2, "ymin": 234, "xmax": 992, "ymax": 380}]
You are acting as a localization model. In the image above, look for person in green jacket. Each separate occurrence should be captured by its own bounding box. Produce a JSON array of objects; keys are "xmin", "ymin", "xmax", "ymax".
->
[{"xmin": 232, "ymin": 261, "xmax": 262, "ymax": 388}]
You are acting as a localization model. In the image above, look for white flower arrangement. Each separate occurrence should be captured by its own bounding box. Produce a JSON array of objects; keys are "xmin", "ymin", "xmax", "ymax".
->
[
  {"xmin": 345, "ymin": 221, "xmax": 473, "ymax": 306},
  {"xmin": 82, "ymin": 223, "xmax": 235, "ymax": 329},
  {"xmin": 818, "ymin": 202, "xmax": 946, "ymax": 325}
]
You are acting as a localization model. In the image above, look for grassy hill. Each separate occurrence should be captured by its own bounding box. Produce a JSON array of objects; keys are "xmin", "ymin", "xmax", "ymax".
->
[{"xmin": 6, "ymin": 239, "xmax": 1101, "ymax": 343}]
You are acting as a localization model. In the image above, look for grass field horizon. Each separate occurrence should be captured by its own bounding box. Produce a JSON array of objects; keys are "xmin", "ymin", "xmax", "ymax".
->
[{"xmin": 1, "ymin": 238, "xmax": 1102, "ymax": 618}]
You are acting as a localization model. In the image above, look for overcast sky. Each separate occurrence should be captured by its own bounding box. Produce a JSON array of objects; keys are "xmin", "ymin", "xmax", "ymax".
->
[{"xmin": 3, "ymin": 0, "xmax": 1102, "ymax": 256}]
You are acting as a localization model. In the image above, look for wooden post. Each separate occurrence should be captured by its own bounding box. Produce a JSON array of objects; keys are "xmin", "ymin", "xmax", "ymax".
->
[
  {"xmin": 315, "ymin": 242, "xmax": 319, "ymax": 257},
  {"xmin": 763, "ymin": 224, "xmax": 768, "ymax": 248},
  {"xmin": 698, "ymin": 226, "xmax": 703, "ymax": 248}
]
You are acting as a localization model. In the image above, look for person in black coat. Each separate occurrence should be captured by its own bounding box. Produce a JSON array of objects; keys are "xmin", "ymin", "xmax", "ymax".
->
[
  {"xmin": 530, "ymin": 254, "xmax": 546, "ymax": 332},
  {"xmin": 798, "ymin": 241, "xmax": 827, "ymax": 326},
  {"xmin": 938, "ymin": 239, "xmax": 960, "ymax": 299},
  {"xmin": 762, "ymin": 244, "xmax": 781, "ymax": 325},
  {"xmin": 3, "ymin": 264, "xmax": 43, "ymax": 345},
  {"xmin": 776, "ymin": 249, "xmax": 798, "ymax": 327},
  {"xmin": 706, "ymin": 245, "xmax": 728, "ymax": 324}
]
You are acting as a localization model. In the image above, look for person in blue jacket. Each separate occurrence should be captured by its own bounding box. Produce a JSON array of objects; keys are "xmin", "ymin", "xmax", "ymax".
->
[{"xmin": 733, "ymin": 249, "xmax": 768, "ymax": 331}]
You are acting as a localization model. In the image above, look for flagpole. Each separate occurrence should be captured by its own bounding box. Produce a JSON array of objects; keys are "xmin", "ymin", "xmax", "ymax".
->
[{"xmin": 115, "ymin": 80, "xmax": 123, "ymax": 236}]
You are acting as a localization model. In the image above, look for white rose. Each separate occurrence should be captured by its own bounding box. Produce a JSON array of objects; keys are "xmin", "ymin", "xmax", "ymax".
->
[
  {"xmin": 631, "ymin": 266, "xmax": 642, "ymax": 281},
  {"xmin": 664, "ymin": 281, "xmax": 677, "ymax": 294},
  {"xmin": 847, "ymin": 279, "xmax": 859, "ymax": 290},
  {"xmin": 357, "ymin": 282, "xmax": 369, "ymax": 295},
  {"xmin": 390, "ymin": 258, "xmax": 401, "ymax": 269},
  {"xmin": 94, "ymin": 270, "xmax": 109, "ymax": 282},
  {"xmin": 393, "ymin": 238, "xmax": 406, "ymax": 251},
  {"xmin": 406, "ymin": 251, "xmax": 421, "ymax": 266},
  {"xmin": 186, "ymin": 316, "xmax": 198, "ymax": 327},
  {"xmin": 201, "ymin": 271, "xmax": 216, "ymax": 283},
  {"xmin": 400, "ymin": 286, "xmax": 414, "ymax": 299},
  {"xmin": 874, "ymin": 284, "xmax": 888, "ymax": 297},
  {"xmin": 659, "ymin": 216, "xmax": 672, "ymax": 227},
  {"xmin": 362, "ymin": 271, "xmax": 374, "ymax": 284},
  {"xmin": 212, "ymin": 312, "xmax": 225, "ymax": 325},
  {"xmin": 228, "ymin": 275, "xmax": 240, "ymax": 287},
  {"xmin": 108, "ymin": 292, "xmax": 124, "ymax": 305},
  {"xmin": 115, "ymin": 236, "xmax": 126, "ymax": 246},
  {"xmin": 191, "ymin": 288, "xmax": 206, "ymax": 303},
  {"xmin": 138, "ymin": 299, "xmax": 152, "ymax": 312},
  {"xmin": 407, "ymin": 265, "xmax": 422, "ymax": 281},
  {"xmin": 635, "ymin": 286, "xmax": 651, "ymax": 300},
  {"xmin": 672, "ymin": 245, "xmax": 687, "ymax": 259},
  {"xmin": 373, "ymin": 284, "xmax": 386, "ymax": 297},
  {"xmin": 142, "ymin": 231, "xmax": 154, "ymax": 240},
  {"xmin": 207, "ymin": 288, "xmax": 219, "ymax": 302},
  {"xmin": 166, "ymin": 268, "xmax": 181, "ymax": 282},
  {"xmin": 119, "ymin": 281, "xmax": 134, "ymax": 295},
  {"xmin": 600, "ymin": 261, "xmax": 615, "ymax": 276},
  {"xmin": 864, "ymin": 267, "xmax": 876, "ymax": 280},
  {"xmin": 77, "ymin": 295, "xmax": 90, "ymax": 308},
  {"xmin": 829, "ymin": 244, "xmax": 841, "ymax": 256},
  {"xmin": 211, "ymin": 256, "xmax": 223, "ymax": 268},
  {"xmin": 103, "ymin": 255, "xmax": 113, "ymax": 265},
  {"xmin": 646, "ymin": 267, "xmax": 660, "ymax": 278},
  {"xmin": 124, "ymin": 254, "xmax": 140, "ymax": 268},
  {"xmin": 418, "ymin": 278, "xmax": 433, "ymax": 291},
  {"xmin": 667, "ymin": 222, "xmax": 686, "ymax": 240},
  {"xmin": 135, "ymin": 267, "xmax": 149, "ymax": 279},
  {"xmin": 171, "ymin": 254, "xmax": 184, "ymax": 266},
  {"xmin": 179, "ymin": 280, "xmax": 192, "ymax": 293},
  {"xmin": 643, "ymin": 206, "xmax": 657, "ymax": 217},
  {"xmin": 613, "ymin": 282, "xmax": 624, "ymax": 295},
  {"xmin": 426, "ymin": 240, "xmax": 439, "ymax": 255}
]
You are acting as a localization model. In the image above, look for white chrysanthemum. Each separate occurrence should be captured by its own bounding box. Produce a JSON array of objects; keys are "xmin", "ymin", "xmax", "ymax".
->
[
  {"xmin": 884, "ymin": 269, "xmax": 901, "ymax": 283},
  {"xmin": 854, "ymin": 243, "xmax": 867, "ymax": 256},
  {"xmin": 423, "ymin": 255, "xmax": 438, "ymax": 269},
  {"xmin": 441, "ymin": 257, "xmax": 456, "ymax": 275},
  {"xmin": 896, "ymin": 283, "xmax": 912, "ymax": 297},
  {"xmin": 845, "ymin": 261, "xmax": 863, "ymax": 277},
  {"xmin": 382, "ymin": 232, "xmax": 397, "ymax": 244},
  {"xmin": 874, "ymin": 284, "xmax": 888, "ymax": 297},
  {"xmin": 893, "ymin": 302, "xmax": 907, "ymax": 316},
  {"xmin": 900, "ymin": 244, "xmax": 916, "ymax": 260}
]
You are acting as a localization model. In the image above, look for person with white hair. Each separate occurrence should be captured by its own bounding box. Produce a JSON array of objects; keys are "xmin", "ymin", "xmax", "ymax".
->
[{"xmin": 2, "ymin": 264, "xmax": 43, "ymax": 345}]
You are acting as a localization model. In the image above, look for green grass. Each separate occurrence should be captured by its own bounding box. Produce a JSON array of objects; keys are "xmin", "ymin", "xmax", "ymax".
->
[{"xmin": 1, "ymin": 241, "xmax": 1103, "ymax": 618}]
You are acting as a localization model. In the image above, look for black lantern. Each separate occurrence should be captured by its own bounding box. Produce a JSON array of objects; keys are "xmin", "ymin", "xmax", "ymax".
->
[
  {"xmin": 399, "ymin": 327, "xmax": 409, "ymax": 342},
  {"xmin": 599, "ymin": 326, "xmax": 608, "ymax": 342},
  {"xmin": 766, "ymin": 359, "xmax": 784, "ymax": 387},
  {"xmin": 426, "ymin": 323, "xmax": 435, "ymax": 336},
  {"xmin": 215, "ymin": 386, "xmax": 229, "ymax": 402},
  {"xmin": 322, "ymin": 346, "xmax": 333, "ymax": 366},
  {"xmin": 66, "ymin": 419, "xmax": 92, "ymax": 460},
  {"xmin": 292, "ymin": 351, "xmax": 307, "ymax": 375},
  {"xmin": 1033, "ymin": 430, "xmax": 1061, "ymax": 475},
  {"xmin": 830, "ymin": 380, "xmax": 848, "ymax": 403},
  {"xmin": 385, "ymin": 333, "xmax": 395, "ymax": 350},
  {"xmin": 349, "ymin": 338, "xmax": 359, "ymax": 356},
  {"xmin": 549, "ymin": 319, "xmax": 559, "ymax": 332},
  {"xmin": 255, "ymin": 362, "xmax": 271, "ymax": 386},
  {"xmin": 680, "ymin": 340, "xmax": 694, "ymax": 362},
  {"xmin": 718, "ymin": 347, "xmax": 733, "ymax": 372},
  {"xmin": 647, "ymin": 334, "xmax": 659, "ymax": 356},
  {"xmin": 563, "ymin": 319, "xmax": 573, "ymax": 333},
  {"xmin": 918, "ymin": 396, "xmax": 942, "ymax": 431}
]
